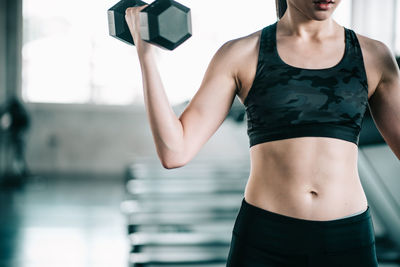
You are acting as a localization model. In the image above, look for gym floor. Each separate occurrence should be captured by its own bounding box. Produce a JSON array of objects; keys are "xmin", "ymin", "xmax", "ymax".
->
[
  {"xmin": 0, "ymin": 175, "xmax": 399, "ymax": 267},
  {"xmin": 0, "ymin": 174, "xmax": 129, "ymax": 267}
]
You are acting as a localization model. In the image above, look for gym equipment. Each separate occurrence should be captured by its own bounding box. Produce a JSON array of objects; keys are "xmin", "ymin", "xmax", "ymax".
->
[
  {"xmin": 0, "ymin": 96, "xmax": 31, "ymax": 188},
  {"xmin": 126, "ymin": 178, "xmax": 246, "ymax": 195},
  {"xmin": 107, "ymin": 0, "xmax": 147, "ymax": 45},
  {"xmin": 107, "ymin": 0, "xmax": 192, "ymax": 50},
  {"xmin": 123, "ymin": 157, "xmax": 247, "ymax": 266},
  {"xmin": 130, "ymin": 248, "xmax": 229, "ymax": 266}
]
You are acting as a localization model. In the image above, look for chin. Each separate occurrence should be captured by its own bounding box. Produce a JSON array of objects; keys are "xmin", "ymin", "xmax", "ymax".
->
[
  {"xmin": 313, "ymin": 16, "xmax": 331, "ymax": 21},
  {"xmin": 310, "ymin": 12, "xmax": 334, "ymax": 21}
]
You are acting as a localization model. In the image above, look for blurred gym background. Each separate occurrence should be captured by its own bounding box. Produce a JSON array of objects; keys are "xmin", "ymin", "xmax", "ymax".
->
[{"xmin": 0, "ymin": 0, "xmax": 399, "ymax": 266}]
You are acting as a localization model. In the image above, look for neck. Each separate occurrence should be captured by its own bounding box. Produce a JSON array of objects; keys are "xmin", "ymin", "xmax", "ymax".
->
[{"xmin": 278, "ymin": 5, "xmax": 337, "ymax": 39}]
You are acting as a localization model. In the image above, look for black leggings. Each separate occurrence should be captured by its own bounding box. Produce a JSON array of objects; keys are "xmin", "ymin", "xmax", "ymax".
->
[{"xmin": 226, "ymin": 198, "xmax": 378, "ymax": 267}]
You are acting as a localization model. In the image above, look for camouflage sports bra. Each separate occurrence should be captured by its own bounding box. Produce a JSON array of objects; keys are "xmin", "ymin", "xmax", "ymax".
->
[{"xmin": 244, "ymin": 21, "xmax": 369, "ymax": 148}]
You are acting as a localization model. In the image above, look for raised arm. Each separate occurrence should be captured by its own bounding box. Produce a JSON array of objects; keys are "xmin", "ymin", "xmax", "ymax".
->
[
  {"xmin": 125, "ymin": 7, "xmax": 244, "ymax": 169},
  {"xmin": 367, "ymin": 41, "xmax": 400, "ymax": 160}
]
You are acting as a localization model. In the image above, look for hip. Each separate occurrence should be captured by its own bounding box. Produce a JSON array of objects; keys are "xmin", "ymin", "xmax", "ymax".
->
[{"xmin": 226, "ymin": 198, "xmax": 378, "ymax": 267}]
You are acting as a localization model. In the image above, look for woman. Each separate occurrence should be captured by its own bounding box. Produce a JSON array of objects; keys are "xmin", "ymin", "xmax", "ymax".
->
[{"xmin": 125, "ymin": 0, "xmax": 400, "ymax": 266}]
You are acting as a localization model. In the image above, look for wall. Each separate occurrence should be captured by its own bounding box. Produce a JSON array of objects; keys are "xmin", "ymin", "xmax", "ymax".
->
[{"xmin": 25, "ymin": 102, "xmax": 249, "ymax": 176}]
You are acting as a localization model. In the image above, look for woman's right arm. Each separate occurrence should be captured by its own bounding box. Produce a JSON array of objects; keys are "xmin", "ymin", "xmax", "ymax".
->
[{"xmin": 125, "ymin": 7, "xmax": 247, "ymax": 169}]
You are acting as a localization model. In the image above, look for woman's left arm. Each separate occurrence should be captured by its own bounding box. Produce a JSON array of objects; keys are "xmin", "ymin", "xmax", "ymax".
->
[{"xmin": 368, "ymin": 43, "xmax": 400, "ymax": 160}]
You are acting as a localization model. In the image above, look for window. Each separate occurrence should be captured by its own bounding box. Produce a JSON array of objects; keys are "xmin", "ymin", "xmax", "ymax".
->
[
  {"xmin": 351, "ymin": 0, "xmax": 399, "ymax": 56},
  {"xmin": 22, "ymin": 0, "xmax": 352, "ymax": 105},
  {"xmin": 22, "ymin": 0, "xmax": 141, "ymax": 105},
  {"xmin": 333, "ymin": 0, "xmax": 352, "ymax": 28}
]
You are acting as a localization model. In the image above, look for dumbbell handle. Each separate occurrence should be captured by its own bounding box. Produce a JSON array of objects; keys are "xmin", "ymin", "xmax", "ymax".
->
[
  {"xmin": 126, "ymin": 4, "xmax": 150, "ymax": 45},
  {"xmin": 107, "ymin": 0, "xmax": 148, "ymax": 46}
]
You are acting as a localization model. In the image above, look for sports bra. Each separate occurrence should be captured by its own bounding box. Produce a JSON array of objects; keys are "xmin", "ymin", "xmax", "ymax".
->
[{"xmin": 244, "ymin": 21, "xmax": 369, "ymax": 148}]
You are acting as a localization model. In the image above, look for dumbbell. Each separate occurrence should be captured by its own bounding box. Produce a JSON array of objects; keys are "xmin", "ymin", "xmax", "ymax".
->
[{"xmin": 107, "ymin": 0, "xmax": 192, "ymax": 50}]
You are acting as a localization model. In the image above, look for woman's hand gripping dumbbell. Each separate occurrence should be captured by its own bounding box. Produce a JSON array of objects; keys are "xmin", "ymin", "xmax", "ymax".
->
[{"xmin": 108, "ymin": 0, "xmax": 192, "ymax": 51}]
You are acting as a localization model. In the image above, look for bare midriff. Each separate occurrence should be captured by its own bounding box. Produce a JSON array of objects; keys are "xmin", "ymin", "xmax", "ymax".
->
[{"xmin": 244, "ymin": 136, "xmax": 368, "ymax": 221}]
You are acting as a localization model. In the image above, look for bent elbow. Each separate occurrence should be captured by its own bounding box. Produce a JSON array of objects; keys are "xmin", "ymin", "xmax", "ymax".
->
[{"xmin": 161, "ymin": 157, "xmax": 187, "ymax": 170}]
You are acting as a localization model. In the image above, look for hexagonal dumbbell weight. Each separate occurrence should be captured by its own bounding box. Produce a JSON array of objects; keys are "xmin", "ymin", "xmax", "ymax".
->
[{"xmin": 107, "ymin": 0, "xmax": 192, "ymax": 50}]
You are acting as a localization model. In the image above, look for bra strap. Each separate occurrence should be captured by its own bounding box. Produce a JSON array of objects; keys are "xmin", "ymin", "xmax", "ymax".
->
[{"xmin": 346, "ymin": 28, "xmax": 364, "ymax": 61}]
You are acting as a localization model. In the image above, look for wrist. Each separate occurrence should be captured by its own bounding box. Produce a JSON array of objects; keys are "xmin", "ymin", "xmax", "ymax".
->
[{"xmin": 137, "ymin": 42, "xmax": 154, "ymax": 58}]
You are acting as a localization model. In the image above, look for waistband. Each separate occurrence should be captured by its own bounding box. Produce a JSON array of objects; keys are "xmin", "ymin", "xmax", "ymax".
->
[
  {"xmin": 232, "ymin": 198, "xmax": 375, "ymax": 253},
  {"xmin": 239, "ymin": 197, "xmax": 371, "ymax": 226}
]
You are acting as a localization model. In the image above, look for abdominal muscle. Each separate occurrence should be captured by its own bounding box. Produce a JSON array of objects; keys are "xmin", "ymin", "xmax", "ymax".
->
[{"xmin": 243, "ymin": 136, "xmax": 369, "ymax": 221}]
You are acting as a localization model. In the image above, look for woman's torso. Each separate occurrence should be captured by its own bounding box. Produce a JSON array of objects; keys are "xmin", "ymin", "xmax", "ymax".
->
[{"xmin": 235, "ymin": 21, "xmax": 381, "ymax": 221}]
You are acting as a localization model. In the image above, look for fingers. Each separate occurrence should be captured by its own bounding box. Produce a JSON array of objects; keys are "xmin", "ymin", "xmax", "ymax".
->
[
  {"xmin": 125, "ymin": 4, "xmax": 148, "ymax": 16},
  {"xmin": 125, "ymin": 5, "xmax": 148, "ymax": 28},
  {"xmin": 124, "ymin": 5, "xmax": 149, "ymax": 46}
]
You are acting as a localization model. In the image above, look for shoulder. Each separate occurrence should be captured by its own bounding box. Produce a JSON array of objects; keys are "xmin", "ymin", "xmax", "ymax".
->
[
  {"xmin": 222, "ymin": 29, "xmax": 262, "ymax": 53},
  {"xmin": 353, "ymin": 31, "xmax": 400, "ymax": 97},
  {"xmin": 356, "ymin": 32, "xmax": 390, "ymax": 54},
  {"xmin": 211, "ymin": 28, "xmax": 263, "ymax": 82},
  {"xmin": 355, "ymin": 32, "xmax": 395, "ymax": 71},
  {"xmin": 213, "ymin": 29, "xmax": 262, "ymax": 65}
]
